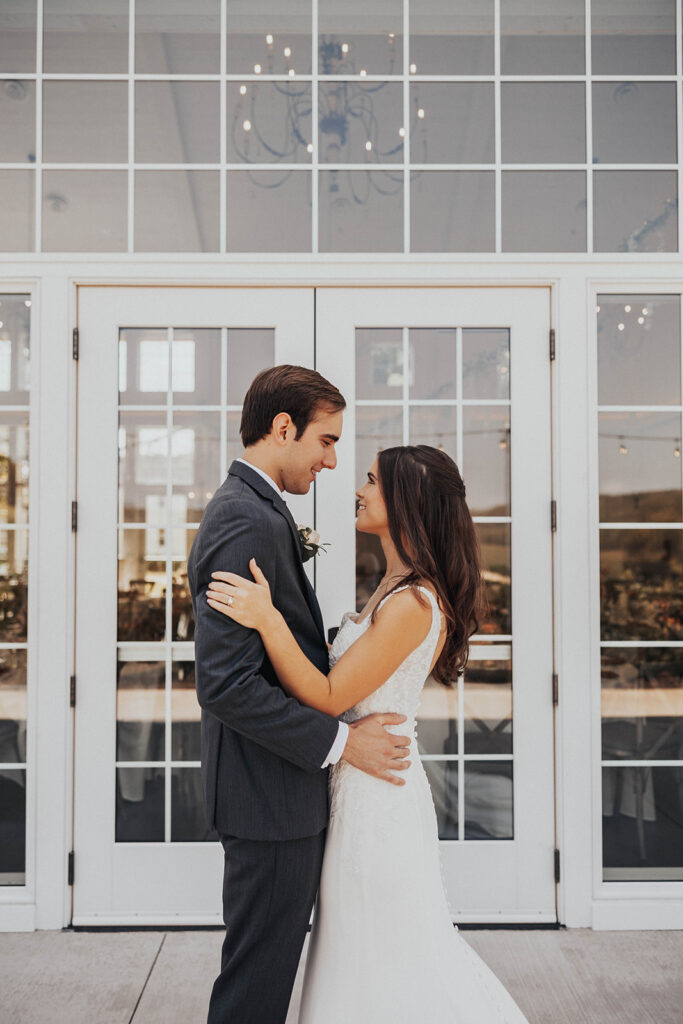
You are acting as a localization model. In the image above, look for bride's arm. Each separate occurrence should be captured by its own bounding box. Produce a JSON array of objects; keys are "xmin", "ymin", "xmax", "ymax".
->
[{"xmin": 207, "ymin": 560, "xmax": 433, "ymax": 716}]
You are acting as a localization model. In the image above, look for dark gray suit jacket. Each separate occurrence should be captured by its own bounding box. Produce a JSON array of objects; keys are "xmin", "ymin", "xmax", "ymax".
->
[{"xmin": 188, "ymin": 460, "xmax": 340, "ymax": 841}]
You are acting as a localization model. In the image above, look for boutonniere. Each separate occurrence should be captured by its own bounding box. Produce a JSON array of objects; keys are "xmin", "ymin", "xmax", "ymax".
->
[{"xmin": 297, "ymin": 524, "xmax": 330, "ymax": 562}]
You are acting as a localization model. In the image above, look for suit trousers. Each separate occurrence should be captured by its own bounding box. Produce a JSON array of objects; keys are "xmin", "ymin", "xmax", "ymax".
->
[{"xmin": 208, "ymin": 829, "xmax": 327, "ymax": 1024}]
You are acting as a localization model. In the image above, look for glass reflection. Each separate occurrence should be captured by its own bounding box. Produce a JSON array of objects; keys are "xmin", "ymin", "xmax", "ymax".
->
[
  {"xmin": 0, "ymin": 418, "xmax": 29, "ymax": 526},
  {"xmin": 319, "ymin": 83, "xmax": 403, "ymax": 164},
  {"xmin": 0, "ymin": 298, "xmax": 30, "ymax": 404},
  {"xmin": 591, "ymin": 0, "xmax": 676, "ymax": 75},
  {"xmin": 501, "ymin": 0, "xmax": 585, "ymax": 75},
  {"xmin": 318, "ymin": 0, "xmax": 402, "ymax": 76},
  {"xmin": 409, "ymin": 84, "xmax": 494, "ymax": 164},
  {"xmin": 597, "ymin": 295, "xmax": 681, "ymax": 407},
  {"xmin": 227, "ymin": 329, "xmax": 275, "ymax": 406},
  {"xmin": 594, "ymin": 171, "xmax": 678, "ymax": 254},
  {"xmin": 355, "ymin": 406, "xmax": 402, "ymax": 490},
  {"xmin": 227, "ymin": 83, "xmax": 312, "ymax": 165},
  {"xmin": 356, "ymin": 329, "xmax": 403, "ymax": 401},
  {"xmin": 0, "ymin": 530, "xmax": 27, "ymax": 643},
  {"xmin": 226, "ymin": 411, "xmax": 242, "ymax": 474},
  {"xmin": 600, "ymin": 529, "xmax": 683, "ymax": 641},
  {"xmin": 476, "ymin": 523, "xmax": 511, "ymax": 635},
  {"xmin": 0, "ymin": 769, "xmax": 25, "ymax": 881},
  {"xmin": 0, "ymin": 650, "xmax": 27, "ymax": 761},
  {"xmin": 409, "ymin": 0, "xmax": 494, "ymax": 76},
  {"xmin": 602, "ymin": 766, "xmax": 683, "ymax": 880},
  {"xmin": 409, "ymin": 406, "xmax": 458, "ymax": 462},
  {"xmin": 172, "ymin": 661, "xmax": 200, "ymax": 760},
  {"xmin": 356, "ymin": 532, "xmax": 385, "ymax": 611},
  {"xmin": 0, "ymin": 171, "xmax": 35, "ymax": 252},
  {"xmin": 119, "ymin": 411, "xmax": 167, "ymax": 522},
  {"xmin": 411, "ymin": 172, "xmax": 495, "ymax": 253},
  {"xmin": 0, "ymin": 2, "xmax": 36, "ymax": 73},
  {"xmin": 116, "ymin": 765, "xmax": 164, "ymax": 842},
  {"xmin": 463, "ymin": 329, "xmax": 510, "ymax": 401},
  {"xmin": 599, "ymin": 412, "xmax": 682, "ymax": 523},
  {"xmin": 463, "ymin": 406, "xmax": 510, "ymax": 517},
  {"xmin": 173, "ymin": 329, "xmax": 221, "ymax": 407},
  {"xmin": 465, "ymin": 761, "xmax": 513, "ymax": 839},
  {"xmin": 593, "ymin": 83, "xmax": 677, "ymax": 165},
  {"xmin": 171, "ymin": 413, "xmax": 220, "ymax": 523},
  {"xmin": 117, "ymin": 530, "xmax": 166, "ymax": 642},
  {"xmin": 0, "ymin": 80, "xmax": 35, "ymax": 164},
  {"xmin": 172, "ymin": 541, "xmax": 195, "ymax": 641},
  {"xmin": 502, "ymin": 171, "xmax": 586, "ymax": 252},
  {"xmin": 226, "ymin": 1, "xmax": 312, "ymax": 75},
  {"xmin": 423, "ymin": 760, "xmax": 458, "ymax": 839},
  {"xmin": 119, "ymin": 329, "xmax": 168, "ymax": 406},
  {"xmin": 226, "ymin": 171, "xmax": 311, "ymax": 253},
  {"xmin": 43, "ymin": 0, "xmax": 128, "ymax": 73},
  {"xmin": 43, "ymin": 82, "xmax": 127, "ymax": 164},
  {"xmin": 135, "ymin": 171, "xmax": 220, "ymax": 253},
  {"xmin": 319, "ymin": 170, "xmax": 403, "ymax": 252},
  {"xmin": 417, "ymin": 676, "xmax": 458, "ymax": 756},
  {"xmin": 135, "ymin": 82, "xmax": 220, "ymax": 164},
  {"xmin": 116, "ymin": 661, "xmax": 165, "ymax": 762},
  {"xmin": 502, "ymin": 83, "xmax": 585, "ymax": 164},
  {"xmin": 172, "ymin": 767, "xmax": 217, "ymax": 841},
  {"xmin": 465, "ymin": 645, "xmax": 512, "ymax": 755},
  {"xmin": 42, "ymin": 170, "xmax": 127, "ymax": 252},
  {"xmin": 136, "ymin": 0, "xmax": 220, "ymax": 74},
  {"xmin": 601, "ymin": 648, "xmax": 683, "ymax": 762},
  {"xmin": 409, "ymin": 329, "xmax": 457, "ymax": 401}
]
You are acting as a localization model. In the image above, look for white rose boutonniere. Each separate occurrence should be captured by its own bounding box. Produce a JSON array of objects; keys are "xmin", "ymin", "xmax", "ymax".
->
[{"xmin": 297, "ymin": 524, "xmax": 330, "ymax": 562}]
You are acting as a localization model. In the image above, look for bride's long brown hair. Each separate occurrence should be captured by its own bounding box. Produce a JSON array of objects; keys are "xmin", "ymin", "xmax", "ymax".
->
[{"xmin": 370, "ymin": 445, "xmax": 484, "ymax": 685}]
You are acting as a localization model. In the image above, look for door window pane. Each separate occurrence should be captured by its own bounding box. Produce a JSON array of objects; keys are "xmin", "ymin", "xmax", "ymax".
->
[
  {"xmin": 136, "ymin": 0, "xmax": 220, "ymax": 74},
  {"xmin": 117, "ymin": 532, "xmax": 167, "ymax": 642},
  {"xmin": 135, "ymin": 171, "xmax": 219, "ymax": 253},
  {"xmin": 600, "ymin": 529, "xmax": 683, "ymax": 641},
  {"xmin": 409, "ymin": 329, "xmax": 457, "ymax": 401},
  {"xmin": 463, "ymin": 329, "xmax": 510, "ymax": 401},
  {"xmin": 591, "ymin": 0, "xmax": 676, "ymax": 75},
  {"xmin": 355, "ymin": 405, "xmax": 403, "ymax": 491},
  {"xmin": 603, "ymin": 766, "xmax": 683, "ymax": 880},
  {"xmin": 0, "ymin": 80, "xmax": 35, "ymax": 164},
  {"xmin": 477, "ymin": 523, "xmax": 511, "ymax": 635},
  {"xmin": 423, "ymin": 761, "xmax": 459, "ymax": 839},
  {"xmin": 172, "ymin": 661, "xmax": 200, "ymax": 760},
  {"xmin": 226, "ymin": 329, "xmax": 275, "ymax": 406},
  {"xmin": 465, "ymin": 644, "xmax": 512, "ymax": 755},
  {"xmin": 172, "ymin": 767, "xmax": 217, "ymax": 841},
  {"xmin": 116, "ymin": 661, "xmax": 165, "ymax": 762},
  {"xmin": 417, "ymin": 676, "xmax": 458, "ymax": 755},
  {"xmin": 356, "ymin": 330, "xmax": 403, "ymax": 401},
  {"xmin": 593, "ymin": 83, "xmax": 677, "ymax": 165},
  {"xmin": 43, "ymin": 0, "xmax": 129, "ymax": 73},
  {"xmin": 42, "ymin": 170, "xmax": 127, "ymax": 252},
  {"xmin": 502, "ymin": 171, "xmax": 586, "ymax": 252},
  {"xmin": 0, "ymin": 770, "xmax": 26, "ymax": 883},
  {"xmin": 318, "ymin": 0, "xmax": 402, "ymax": 76},
  {"xmin": 411, "ymin": 172, "xmax": 495, "ymax": 253},
  {"xmin": 597, "ymin": 295, "xmax": 681, "ymax": 406},
  {"xmin": 171, "ymin": 413, "xmax": 221, "ymax": 523},
  {"xmin": 501, "ymin": 0, "xmax": 585, "ymax": 75},
  {"xmin": 594, "ymin": 171, "xmax": 678, "ymax": 254},
  {"xmin": 599, "ymin": 412, "xmax": 682, "ymax": 523},
  {"xmin": 319, "ymin": 170, "xmax": 403, "ymax": 252},
  {"xmin": 502, "ymin": 84, "xmax": 585, "ymax": 164},
  {"xmin": 410, "ymin": 0, "xmax": 494, "ymax": 76},
  {"xmin": 463, "ymin": 407, "xmax": 510, "ymax": 517},
  {"xmin": 465, "ymin": 761, "xmax": 513, "ymax": 839},
  {"xmin": 409, "ymin": 405, "xmax": 458, "ymax": 462},
  {"xmin": 410, "ymin": 84, "xmax": 494, "ymax": 164},
  {"xmin": 172, "ymin": 330, "xmax": 221, "ymax": 406},
  {"xmin": 116, "ymin": 766, "xmax": 165, "ymax": 842},
  {"xmin": 602, "ymin": 649, "xmax": 683, "ymax": 762}
]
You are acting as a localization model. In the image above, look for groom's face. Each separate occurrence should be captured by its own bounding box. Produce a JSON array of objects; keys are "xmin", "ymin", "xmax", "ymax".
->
[{"xmin": 280, "ymin": 406, "xmax": 343, "ymax": 495}]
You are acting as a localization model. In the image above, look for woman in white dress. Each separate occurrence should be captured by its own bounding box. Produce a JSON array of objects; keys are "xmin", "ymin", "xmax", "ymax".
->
[{"xmin": 207, "ymin": 445, "xmax": 530, "ymax": 1024}]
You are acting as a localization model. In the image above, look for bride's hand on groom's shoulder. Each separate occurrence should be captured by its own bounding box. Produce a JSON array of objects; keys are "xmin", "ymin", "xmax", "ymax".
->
[{"xmin": 206, "ymin": 559, "xmax": 277, "ymax": 632}]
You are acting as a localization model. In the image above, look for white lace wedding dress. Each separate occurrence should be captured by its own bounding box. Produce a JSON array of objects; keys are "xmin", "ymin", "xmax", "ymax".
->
[{"xmin": 298, "ymin": 586, "xmax": 530, "ymax": 1024}]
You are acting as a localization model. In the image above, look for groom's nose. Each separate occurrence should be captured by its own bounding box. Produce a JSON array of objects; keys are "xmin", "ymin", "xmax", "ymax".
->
[{"xmin": 322, "ymin": 446, "xmax": 337, "ymax": 470}]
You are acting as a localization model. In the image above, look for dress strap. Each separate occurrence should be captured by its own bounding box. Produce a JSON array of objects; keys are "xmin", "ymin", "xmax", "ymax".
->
[{"xmin": 377, "ymin": 584, "xmax": 442, "ymax": 628}]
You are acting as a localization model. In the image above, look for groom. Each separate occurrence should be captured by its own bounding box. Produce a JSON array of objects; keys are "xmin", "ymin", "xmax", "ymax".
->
[{"xmin": 188, "ymin": 365, "xmax": 411, "ymax": 1024}]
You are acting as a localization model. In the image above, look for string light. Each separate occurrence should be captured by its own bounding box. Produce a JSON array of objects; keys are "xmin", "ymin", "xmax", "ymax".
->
[
  {"xmin": 365, "ymin": 140, "xmax": 373, "ymax": 151},
  {"xmin": 624, "ymin": 304, "xmax": 631, "ymax": 312},
  {"xmin": 253, "ymin": 63, "xmax": 261, "ymax": 74},
  {"xmin": 239, "ymin": 85, "xmax": 247, "ymax": 95},
  {"xmin": 266, "ymin": 34, "xmax": 273, "ymax": 45},
  {"xmin": 341, "ymin": 42, "xmax": 349, "ymax": 54},
  {"xmin": 637, "ymin": 316, "xmax": 644, "ymax": 324},
  {"xmin": 617, "ymin": 323, "xmax": 625, "ymax": 331},
  {"xmin": 410, "ymin": 63, "xmax": 417, "ymax": 73},
  {"xmin": 243, "ymin": 119, "xmax": 251, "ymax": 132},
  {"xmin": 398, "ymin": 127, "xmax": 405, "ymax": 137},
  {"xmin": 417, "ymin": 108, "xmax": 425, "ymax": 119},
  {"xmin": 307, "ymin": 143, "xmax": 313, "ymax": 153},
  {"xmin": 283, "ymin": 46, "xmax": 291, "ymax": 58}
]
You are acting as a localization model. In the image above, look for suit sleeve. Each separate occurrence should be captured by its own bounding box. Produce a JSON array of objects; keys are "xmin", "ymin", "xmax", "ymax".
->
[{"xmin": 191, "ymin": 498, "xmax": 340, "ymax": 773}]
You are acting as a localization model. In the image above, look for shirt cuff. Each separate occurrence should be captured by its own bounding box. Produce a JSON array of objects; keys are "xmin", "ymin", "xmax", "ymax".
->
[{"xmin": 321, "ymin": 721, "xmax": 349, "ymax": 768}]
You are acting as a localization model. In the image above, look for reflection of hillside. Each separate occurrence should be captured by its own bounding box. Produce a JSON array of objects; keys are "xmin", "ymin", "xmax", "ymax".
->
[{"xmin": 600, "ymin": 489, "xmax": 682, "ymax": 523}]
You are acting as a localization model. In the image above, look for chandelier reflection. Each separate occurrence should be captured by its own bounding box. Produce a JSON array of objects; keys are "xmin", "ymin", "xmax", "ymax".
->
[{"xmin": 232, "ymin": 34, "xmax": 425, "ymax": 204}]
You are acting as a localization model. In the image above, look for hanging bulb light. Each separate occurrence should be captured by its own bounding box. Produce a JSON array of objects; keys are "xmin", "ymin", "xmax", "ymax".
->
[
  {"xmin": 365, "ymin": 140, "xmax": 372, "ymax": 151},
  {"xmin": 239, "ymin": 84, "xmax": 247, "ymax": 95},
  {"xmin": 617, "ymin": 323, "xmax": 625, "ymax": 331},
  {"xmin": 253, "ymin": 63, "xmax": 262, "ymax": 74},
  {"xmin": 341, "ymin": 42, "xmax": 349, "ymax": 54},
  {"xmin": 637, "ymin": 316, "xmax": 644, "ymax": 324},
  {"xmin": 266, "ymin": 34, "xmax": 273, "ymax": 46},
  {"xmin": 624, "ymin": 304, "xmax": 631, "ymax": 312}
]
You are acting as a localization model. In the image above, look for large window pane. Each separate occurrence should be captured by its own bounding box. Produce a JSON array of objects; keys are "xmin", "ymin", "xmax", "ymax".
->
[
  {"xmin": 599, "ymin": 412, "xmax": 682, "ymax": 523},
  {"xmin": 43, "ymin": 82, "xmax": 127, "ymax": 163},
  {"xmin": 226, "ymin": 1, "xmax": 312, "ymax": 75},
  {"xmin": 0, "ymin": 1, "xmax": 36, "ymax": 73},
  {"xmin": 318, "ymin": 0, "xmax": 402, "ymax": 76},
  {"xmin": 502, "ymin": 171, "xmax": 586, "ymax": 252},
  {"xmin": 592, "ymin": 0, "xmax": 676, "ymax": 75},
  {"xmin": 43, "ymin": 0, "xmax": 128, "ymax": 73},
  {"xmin": 594, "ymin": 171, "xmax": 678, "ymax": 254},
  {"xmin": 227, "ymin": 83, "xmax": 312, "ymax": 165},
  {"xmin": 136, "ymin": 0, "xmax": 220, "ymax": 74},
  {"xmin": 135, "ymin": 82, "xmax": 220, "ymax": 165},
  {"xmin": 0, "ymin": 172, "xmax": 34, "ymax": 253},
  {"xmin": 42, "ymin": 170, "xmax": 127, "ymax": 252},
  {"xmin": 597, "ymin": 295, "xmax": 681, "ymax": 406},
  {"xmin": 0, "ymin": 80, "xmax": 35, "ymax": 164},
  {"xmin": 135, "ymin": 171, "xmax": 219, "ymax": 252},
  {"xmin": 409, "ymin": 0, "xmax": 494, "ymax": 76},
  {"xmin": 501, "ymin": 83, "xmax": 585, "ymax": 164},
  {"xmin": 226, "ymin": 171, "xmax": 311, "ymax": 252},
  {"xmin": 319, "ymin": 170, "xmax": 403, "ymax": 252},
  {"xmin": 410, "ymin": 84, "xmax": 494, "ymax": 164},
  {"xmin": 600, "ymin": 529, "xmax": 683, "ymax": 641},
  {"xmin": 593, "ymin": 83, "xmax": 677, "ymax": 165},
  {"xmin": 411, "ymin": 172, "xmax": 495, "ymax": 253},
  {"xmin": 501, "ymin": 0, "xmax": 585, "ymax": 75},
  {"xmin": 319, "ymin": 83, "xmax": 403, "ymax": 164}
]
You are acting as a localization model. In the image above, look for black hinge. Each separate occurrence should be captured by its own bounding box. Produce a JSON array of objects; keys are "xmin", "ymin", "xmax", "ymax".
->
[
  {"xmin": 68, "ymin": 850, "xmax": 75, "ymax": 886},
  {"xmin": 71, "ymin": 500, "xmax": 78, "ymax": 532},
  {"xmin": 549, "ymin": 328, "xmax": 556, "ymax": 361},
  {"xmin": 552, "ymin": 672, "xmax": 558, "ymax": 707},
  {"xmin": 554, "ymin": 848, "xmax": 560, "ymax": 883},
  {"xmin": 70, "ymin": 674, "xmax": 76, "ymax": 708},
  {"xmin": 550, "ymin": 500, "xmax": 557, "ymax": 532},
  {"xmin": 72, "ymin": 327, "xmax": 79, "ymax": 360}
]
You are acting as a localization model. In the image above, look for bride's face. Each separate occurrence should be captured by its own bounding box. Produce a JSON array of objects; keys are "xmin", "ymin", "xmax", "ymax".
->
[{"xmin": 355, "ymin": 458, "xmax": 388, "ymax": 535}]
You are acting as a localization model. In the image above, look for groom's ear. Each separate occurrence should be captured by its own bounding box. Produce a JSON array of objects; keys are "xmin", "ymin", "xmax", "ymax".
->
[{"xmin": 271, "ymin": 412, "xmax": 294, "ymax": 445}]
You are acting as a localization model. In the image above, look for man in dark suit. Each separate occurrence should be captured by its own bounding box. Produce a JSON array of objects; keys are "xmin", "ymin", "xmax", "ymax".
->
[{"xmin": 188, "ymin": 365, "xmax": 411, "ymax": 1024}]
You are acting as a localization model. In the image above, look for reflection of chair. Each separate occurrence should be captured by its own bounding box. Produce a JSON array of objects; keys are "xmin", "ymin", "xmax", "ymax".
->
[{"xmin": 0, "ymin": 720, "xmax": 21, "ymax": 763}]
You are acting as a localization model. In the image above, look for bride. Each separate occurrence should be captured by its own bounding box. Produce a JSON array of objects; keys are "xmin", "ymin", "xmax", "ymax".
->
[{"xmin": 207, "ymin": 444, "xmax": 530, "ymax": 1024}]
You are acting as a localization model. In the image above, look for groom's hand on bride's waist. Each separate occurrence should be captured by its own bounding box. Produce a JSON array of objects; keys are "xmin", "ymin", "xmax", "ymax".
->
[{"xmin": 341, "ymin": 713, "xmax": 411, "ymax": 786}]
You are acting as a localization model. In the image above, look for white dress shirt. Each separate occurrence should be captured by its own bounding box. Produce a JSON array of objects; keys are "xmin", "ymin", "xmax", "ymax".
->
[{"xmin": 236, "ymin": 458, "xmax": 349, "ymax": 767}]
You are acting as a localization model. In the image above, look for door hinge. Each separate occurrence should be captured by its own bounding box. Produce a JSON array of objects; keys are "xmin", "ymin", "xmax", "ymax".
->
[
  {"xmin": 72, "ymin": 327, "xmax": 79, "ymax": 360},
  {"xmin": 554, "ymin": 848, "xmax": 560, "ymax": 884},
  {"xmin": 70, "ymin": 674, "xmax": 76, "ymax": 708},
  {"xmin": 68, "ymin": 850, "xmax": 75, "ymax": 886},
  {"xmin": 549, "ymin": 328, "xmax": 556, "ymax": 361},
  {"xmin": 552, "ymin": 672, "xmax": 558, "ymax": 707},
  {"xmin": 550, "ymin": 499, "xmax": 557, "ymax": 532},
  {"xmin": 71, "ymin": 500, "xmax": 78, "ymax": 532}
]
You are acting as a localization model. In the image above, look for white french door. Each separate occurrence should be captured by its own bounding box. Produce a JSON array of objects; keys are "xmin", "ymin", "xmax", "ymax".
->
[
  {"xmin": 315, "ymin": 288, "xmax": 556, "ymax": 922},
  {"xmin": 73, "ymin": 287, "xmax": 315, "ymax": 924}
]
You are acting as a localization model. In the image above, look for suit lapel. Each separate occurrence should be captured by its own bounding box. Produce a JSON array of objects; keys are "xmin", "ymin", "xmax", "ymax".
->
[{"xmin": 228, "ymin": 462, "xmax": 326, "ymax": 643}]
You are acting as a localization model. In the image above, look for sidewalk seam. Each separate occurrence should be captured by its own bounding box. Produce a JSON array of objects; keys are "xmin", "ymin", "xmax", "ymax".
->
[{"xmin": 128, "ymin": 932, "xmax": 167, "ymax": 1023}]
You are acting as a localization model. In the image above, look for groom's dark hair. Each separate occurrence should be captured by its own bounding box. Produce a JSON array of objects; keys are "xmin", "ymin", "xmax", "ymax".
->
[{"xmin": 241, "ymin": 364, "xmax": 346, "ymax": 447}]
